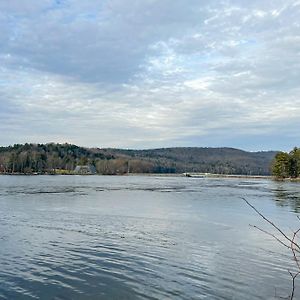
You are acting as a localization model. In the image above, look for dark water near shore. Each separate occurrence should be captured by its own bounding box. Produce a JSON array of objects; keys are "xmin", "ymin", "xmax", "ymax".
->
[{"xmin": 1, "ymin": 175, "xmax": 300, "ymax": 299}]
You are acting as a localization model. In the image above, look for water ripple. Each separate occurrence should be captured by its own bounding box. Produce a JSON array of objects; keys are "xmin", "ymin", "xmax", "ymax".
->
[{"xmin": 0, "ymin": 176, "xmax": 299, "ymax": 299}]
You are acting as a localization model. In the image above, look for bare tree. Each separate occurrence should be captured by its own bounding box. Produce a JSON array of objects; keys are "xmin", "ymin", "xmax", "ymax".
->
[{"xmin": 242, "ymin": 197, "xmax": 300, "ymax": 299}]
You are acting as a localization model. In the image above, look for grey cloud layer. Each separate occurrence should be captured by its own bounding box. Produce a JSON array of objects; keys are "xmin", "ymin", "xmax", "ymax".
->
[
  {"xmin": 1, "ymin": 0, "xmax": 207, "ymax": 82},
  {"xmin": 0, "ymin": 0, "xmax": 299, "ymax": 149}
]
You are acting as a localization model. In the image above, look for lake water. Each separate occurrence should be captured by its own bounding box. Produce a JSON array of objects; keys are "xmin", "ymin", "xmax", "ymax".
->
[{"xmin": 0, "ymin": 175, "xmax": 300, "ymax": 300}]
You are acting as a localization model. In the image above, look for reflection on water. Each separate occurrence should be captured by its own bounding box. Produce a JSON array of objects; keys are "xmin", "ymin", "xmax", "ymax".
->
[
  {"xmin": 273, "ymin": 183, "xmax": 300, "ymax": 213},
  {"xmin": 0, "ymin": 175, "xmax": 299, "ymax": 299}
]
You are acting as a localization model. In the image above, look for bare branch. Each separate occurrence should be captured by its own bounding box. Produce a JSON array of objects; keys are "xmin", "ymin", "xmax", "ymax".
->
[
  {"xmin": 291, "ymin": 230, "xmax": 300, "ymax": 270},
  {"xmin": 242, "ymin": 197, "xmax": 300, "ymax": 251},
  {"xmin": 243, "ymin": 197, "xmax": 300, "ymax": 299},
  {"xmin": 288, "ymin": 271, "xmax": 300, "ymax": 300},
  {"xmin": 249, "ymin": 224, "xmax": 292, "ymax": 250}
]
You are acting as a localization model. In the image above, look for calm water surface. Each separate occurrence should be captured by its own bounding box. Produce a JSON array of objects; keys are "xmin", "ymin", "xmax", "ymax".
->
[{"xmin": 0, "ymin": 175, "xmax": 300, "ymax": 299}]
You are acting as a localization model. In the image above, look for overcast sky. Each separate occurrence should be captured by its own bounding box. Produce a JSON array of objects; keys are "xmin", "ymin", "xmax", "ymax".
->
[{"xmin": 1, "ymin": 0, "xmax": 299, "ymax": 150}]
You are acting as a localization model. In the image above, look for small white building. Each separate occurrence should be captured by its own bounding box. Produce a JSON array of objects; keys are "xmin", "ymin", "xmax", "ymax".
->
[{"xmin": 74, "ymin": 165, "xmax": 96, "ymax": 175}]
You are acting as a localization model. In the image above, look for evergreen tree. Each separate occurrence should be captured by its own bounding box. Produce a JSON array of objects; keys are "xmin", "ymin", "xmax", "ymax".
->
[
  {"xmin": 289, "ymin": 147, "xmax": 300, "ymax": 178},
  {"xmin": 272, "ymin": 152, "xmax": 290, "ymax": 178},
  {"xmin": 272, "ymin": 147, "xmax": 300, "ymax": 179}
]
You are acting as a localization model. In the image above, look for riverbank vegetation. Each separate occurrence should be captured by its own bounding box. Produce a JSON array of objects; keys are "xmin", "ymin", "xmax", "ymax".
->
[
  {"xmin": 272, "ymin": 147, "xmax": 300, "ymax": 179},
  {"xmin": 0, "ymin": 143, "xmax": 276, "ymax": 175}
]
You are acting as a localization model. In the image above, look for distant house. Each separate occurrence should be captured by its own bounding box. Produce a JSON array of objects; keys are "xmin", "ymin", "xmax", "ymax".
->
[
  {"xmin": 0, "ymin": 164, "xmax": 6, "ymax": 173},
  {"xmin": 74, "ymin": 165, "xmax": 97, "ymax": 175}
]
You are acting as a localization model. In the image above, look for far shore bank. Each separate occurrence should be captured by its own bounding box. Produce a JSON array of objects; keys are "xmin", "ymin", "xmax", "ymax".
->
[
  {"xmin": 0, "ymin": 172, "xmax": 276, "ymax": 180},
  {"xmin": 1, "ymin": 172, "xmax": 300, "ymax": 181}
]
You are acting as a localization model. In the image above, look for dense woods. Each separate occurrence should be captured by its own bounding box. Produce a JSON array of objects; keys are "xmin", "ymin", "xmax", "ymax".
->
[
  {"xmin": 0, "ymin": 143, "xmax": 276, "ymax": 175},
  {"xmin": 272, "ymin": 147, "xmax": 300, "ymax": 179},
  {"xmin": 0, "ymin": 143, "xmax": 113, "ymax": 174}
]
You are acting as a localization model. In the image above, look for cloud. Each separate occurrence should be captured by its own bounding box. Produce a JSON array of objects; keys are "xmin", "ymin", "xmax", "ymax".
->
[{"xmin": 0, "ymin": 0, "xmax": 299, "ymax": 150}]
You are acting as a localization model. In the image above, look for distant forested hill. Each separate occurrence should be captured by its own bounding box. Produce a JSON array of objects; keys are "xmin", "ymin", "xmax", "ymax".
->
[
  {"xmin": 0, "ymin": 143, "xmax": 277, "ymax": 175},
  {"xmin": 100, "ymin": 147, "xmax": 277, "ymax": 175}
]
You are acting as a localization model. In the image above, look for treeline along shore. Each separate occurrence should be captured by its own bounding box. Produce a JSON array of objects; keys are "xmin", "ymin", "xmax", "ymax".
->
[{"xmin": 0, "ymin": 143, "xmax": 277, "ymax": 176}]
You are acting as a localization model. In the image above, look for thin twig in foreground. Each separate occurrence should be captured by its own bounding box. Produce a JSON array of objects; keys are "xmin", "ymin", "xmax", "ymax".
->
[
  {"xmin": 242, "ymin": 197, "xmax": 300, "ymax": 299},
  {"xmin": 249, "ymin": 224, "xmax": 291, "ymax": 250},
  {"xmin": 242, "ymin": 197, "xmax": 300, "ymax": 251}
]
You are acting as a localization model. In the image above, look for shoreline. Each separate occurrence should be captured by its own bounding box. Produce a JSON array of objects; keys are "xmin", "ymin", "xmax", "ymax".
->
[
  {"xmin": 0, "ymin": 172, "xmax": 273, "ymax": 179},
  {"xmin": 1, "ymin": 172, "xmax": 300, "ymax": 181}
]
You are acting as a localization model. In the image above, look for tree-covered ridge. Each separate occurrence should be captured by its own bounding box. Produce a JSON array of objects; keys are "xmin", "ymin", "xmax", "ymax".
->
[
  {"xmin": 104, "ymin": 147, "xmax": 276, "ymax": 175},
  {"xmin": 0, "ymin": 143, "xmax": 113, "ymax": 174},
  {"xmin": 272, "ymin": 147, "xmax": 300, "ymax": 179},
  {"xmin": 0, "ymin": 143, "xmax": 276, "ymax": 175}
]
